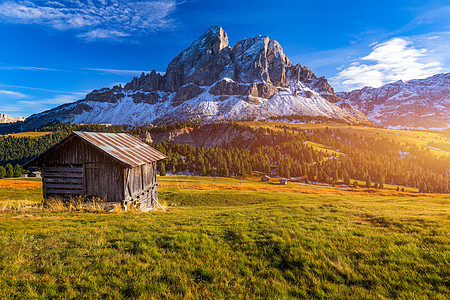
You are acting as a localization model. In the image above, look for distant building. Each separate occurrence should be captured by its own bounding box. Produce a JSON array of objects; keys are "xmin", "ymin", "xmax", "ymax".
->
[
  {"xmin": 261, "ymin": 175, "xmax": 270, "ymax": 181},
  {"xmin": 28, "ymin": 171, "xmax": 41, "ymax": 178},
  {"xmin": 279, "ymin": 179, "xmax": 288, "ymax": 185},
  {"xmin": 24, "ymin": 131, "xmax": 166, "ymax": 211}
]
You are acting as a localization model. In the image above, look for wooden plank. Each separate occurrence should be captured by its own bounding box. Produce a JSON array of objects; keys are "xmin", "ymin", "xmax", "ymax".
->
[
  {"xmin": 46, "ymin": 189, "xmax": 84, "ymax": 195},
  {"xmin": 82, "ymin": 164, "xmax": 86, "ymax": 195},
  {"xmin": 44, "ymin": 167, "xmax": 83, "ymax": 173},
  {"xmin": 42, "ymin": 163, "xmax": 47, "ymax": 199},
  {"xmin": 45, "ymin": 173, "xmax": 83, "ymax": 178},
  {"xmin": 45, "ymin": 183, "xmax": 83, "ymax": 189},
  {"xmin": 43, "ymin": 178, "xmax": 83, "ymax": 184}
]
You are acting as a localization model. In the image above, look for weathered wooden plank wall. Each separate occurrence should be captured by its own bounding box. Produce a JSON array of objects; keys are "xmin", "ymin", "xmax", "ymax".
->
[{"xmin": 42, "ymin": 137, "xmax": 124, "ymax": 202}]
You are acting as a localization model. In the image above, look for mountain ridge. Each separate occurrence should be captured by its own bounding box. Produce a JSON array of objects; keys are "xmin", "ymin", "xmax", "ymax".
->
[
  {"xmin": 19, "ymin": 25, "xmax": 370, "ymax": 130},
  {"xmin": 338, "ymin": 73, "xmax": 450, "ymax": 129},
  {"xmin": 0, "ymin": 114, "xmax": 25, "ymax": 124}
]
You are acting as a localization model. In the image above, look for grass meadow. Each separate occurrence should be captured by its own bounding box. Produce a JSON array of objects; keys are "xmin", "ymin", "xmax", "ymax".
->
[
  {"xmin": 0, "ymin": 176, "xmax": 448, "ymax": 299},
  {"xmin": 1, "ymin": 131, "xmax": 52, "ymax": 138},
  {"xmin": 240, "ymin": 121, "xmax": 450, "ymax": 159}
]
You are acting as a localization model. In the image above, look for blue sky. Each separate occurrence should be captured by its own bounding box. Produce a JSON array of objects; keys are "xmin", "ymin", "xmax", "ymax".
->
[{"xmin": 0, "ymin": 0, "xmax": 448, "ymax": 118}]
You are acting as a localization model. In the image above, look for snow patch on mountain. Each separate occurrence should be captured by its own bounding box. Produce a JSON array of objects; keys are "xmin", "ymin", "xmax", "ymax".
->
[{"xmin": 338, "ymin": 73, "xmax": 449, "ymax": 129}]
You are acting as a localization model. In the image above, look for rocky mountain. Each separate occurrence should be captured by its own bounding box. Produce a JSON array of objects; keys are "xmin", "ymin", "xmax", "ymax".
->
[
  {"xmin": 338, "ymin": 73, "xmax": 450, "ymax": 129},
  {"xmin": 0, "ymin": 113, "xmax": 25, "ymax": 124},
  {"xmin": 20, "ymin": 25, "xmax": 369, "ymax": 130}
]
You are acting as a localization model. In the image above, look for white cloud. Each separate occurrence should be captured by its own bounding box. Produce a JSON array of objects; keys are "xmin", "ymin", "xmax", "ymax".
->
[
  {"xmin": 77, "ymin": 29, "xmax": 130, "ymax": 41},
  {"xmin": 82, "ymin": 68, "xmax": 154, "ymax": 76},
  {"xmin": 332, "ymin": 37, "xmax": 443, "ymax": 91},
  {"xmin": 0, "ymin": 65, "xmax": 59, "ymax": 71},
  {"xmin": 42, "ymin": 94, "xmax": 81, "ymax": 104},
  {"xmin": 0, "ymin": 0, "xmax": 177, "ymax": 41},
  {"xmin": 0, "ymin": 89, "xmax": 27, "ymax": 98}
]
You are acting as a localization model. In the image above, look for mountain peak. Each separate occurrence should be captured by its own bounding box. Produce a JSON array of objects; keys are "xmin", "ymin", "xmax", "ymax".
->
[
  {"xmin": 193, "ymin": 25, "xmax": 229, "ymax": 54},
  {"xmin": 0, "ymin": 113, "xmax": 25, "ymax": 124},
  {"xmin": 19, "ymin": 26, "xmax": 371, "ymax": 129}
]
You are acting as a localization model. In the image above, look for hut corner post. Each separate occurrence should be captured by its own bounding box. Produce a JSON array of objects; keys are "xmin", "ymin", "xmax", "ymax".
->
[{"xmin": 123, "ymin": 166, "xmax": 161, "ymax": 212}]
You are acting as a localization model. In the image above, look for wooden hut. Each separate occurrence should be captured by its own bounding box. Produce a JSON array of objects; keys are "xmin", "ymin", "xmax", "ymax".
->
[
  {"xmin": 24, "ymin": 131, "xmax": 167, "ymax": 211},
  {"xmin": 279, "ymin": 179, "xmax": 288, "ymax": 185}
]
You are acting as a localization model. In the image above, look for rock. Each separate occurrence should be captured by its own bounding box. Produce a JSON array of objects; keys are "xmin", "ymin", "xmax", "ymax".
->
[
  {"xmin": 304, "ymin": 91, "xmax": 313, "ymax": 98},
  {"xmin": 125, "ymin": 70, "xmax": 163, "ymax": 92},
  {"xmin": 70, "ymin": 103, "xmax": 93, "ymax": 114},
  {"xmin": 138, "ymin": 131, "xmax": 153, "ymax": 143},
  {"xmin": 85, "ymin": 88, "xmax": 124, "ymax": 103},
  {"xmin": 132, "ymin": 92, "xmax": 160, "ymax": 104},
  {"xmin": 311, "ymin": 76, "xmax": 335, "ymax": 95},
  {"xmin": 210, "ymin": 79, "xmax": 241, "ymax": 95},
  {"xmin": 210, "ymin": 79, "xmax": 277, "ymax": 99},
  {"xmin": 245, "ymin": 82, "xmax": 277, "ymax": 99},
  {"xmin": 173, "ymin": 83, "xmax": 204, "ymax": 106},
  {"xmin": 163, "ymin": 25, "xmax": 232, "ymax": 92},
  {"xmin": 289, "ymin": 64, "xmax": 317, "ymax": 83}
]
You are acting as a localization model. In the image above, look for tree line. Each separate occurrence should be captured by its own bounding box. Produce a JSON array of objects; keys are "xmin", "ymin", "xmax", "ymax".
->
[{"xmin": 0, "ymin": 122, "xmax": 448, "ymax": 193}]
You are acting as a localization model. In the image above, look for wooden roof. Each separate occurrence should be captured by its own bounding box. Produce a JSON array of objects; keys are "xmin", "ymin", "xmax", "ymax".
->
[{"xmin": 24, "ymin": 131, "xmax": 167, "ymax": 168}]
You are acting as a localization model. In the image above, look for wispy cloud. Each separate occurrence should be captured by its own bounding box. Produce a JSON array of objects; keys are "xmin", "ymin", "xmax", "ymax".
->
[
  {"xmin": 0, "ymin": 0, "xmax": 177, "ymax": 41},
  {"xmin": 82, "ymin": 68, "xmax": 153, "ymax": 76},
  {"xmin": 0, "ymin": 83, "xmax": 86, "ymax": 95},
  {"xmin": 0, "ymin": 89, "xmax": 27, "ymax": 98},
  {"xmin": 0, "ymin": 65, "xmax": 60, "ymax": 71},
  {"xmin": 43, "ymin": 94, "xmax": 81, "ymax": 104},
  {"xmin": 331, "ymin": 37, "xmax": 444, "ymax": 91}
]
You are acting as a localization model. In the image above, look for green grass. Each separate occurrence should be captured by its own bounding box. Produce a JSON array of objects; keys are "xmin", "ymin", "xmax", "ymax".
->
[
  {"xmin": 0, "ymin": 177, "xmax": 448, "ymax": 299},
  {"xmin": 0, "ymin": 188, "xmax": 42, "ymax": 209}
]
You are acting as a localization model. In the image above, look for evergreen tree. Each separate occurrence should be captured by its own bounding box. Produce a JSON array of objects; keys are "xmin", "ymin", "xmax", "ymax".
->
[
  {"xmin": 0, "ymin": 166, "xmax": 5, "ymax": 179},
  {"xmin": 5, "ymin": 163, "xmax": 13, "ymax": 178},
  {"xmin": 13, "ymin": 164, "xmax": 23, "ymax": 177},
  {"xmin": 160, "ymin": 162, "xmax": 166, "ymax": 176},
  {"xmin": 366, "ymin": 175, "xmax": 371, "ymax": 188}
]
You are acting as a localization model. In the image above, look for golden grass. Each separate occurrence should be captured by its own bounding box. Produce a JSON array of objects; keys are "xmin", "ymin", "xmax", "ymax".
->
[
  {"xmin": 158, "ymin": 178, "xmax": 443, "ymax": 198},
  {"xmin": 1, "ymin": 131, "xmax": 52, "ymax": 138},
  {"xmin": 0, "ymin": 179, "xmax": 42, "ymax": 189},
  {"xmin": 239, "ymin": 121, "xmax": 450, "ymax": 158},
  {"xmin": 305, "ymin": 141, "xmax": 345, "ymax": 157}
]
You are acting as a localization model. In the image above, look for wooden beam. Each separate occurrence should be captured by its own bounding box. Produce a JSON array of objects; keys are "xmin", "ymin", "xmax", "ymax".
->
[
  {"xmin": 43, "ymin": 178, "xmax": 83, "ymax": 184},
  {"xmin": 46, "ymin": 189, "xmax": 84, "ymax": 195},
  {"xmin": 44, "ymin": 167, "xmax": 83, "ymax": 173},
  {"xmin": 45, "ymin": 183, "xmax": 83, "ymax": 189},
  {"xmin": 44, "ymin": 173, "xmax": 83, "ymax": 178}
]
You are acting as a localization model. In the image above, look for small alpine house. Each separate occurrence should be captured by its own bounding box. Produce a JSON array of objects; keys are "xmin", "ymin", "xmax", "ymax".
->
[{"xmin": 24, "ymin": 131, "xmax": 167, "ymax": 211}]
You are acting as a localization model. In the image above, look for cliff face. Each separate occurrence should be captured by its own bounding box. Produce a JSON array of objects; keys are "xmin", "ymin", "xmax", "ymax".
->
[
  {"xmin": 338, "ymin": 73, "xmax": 450, "ymax": 129},
  {"xmin": 20, "ymin": 26, "xmax": 369, "ymax": 131},
  {"xmin": 140, "ymin": 124, "xmax": 256, "ymax": 148}
]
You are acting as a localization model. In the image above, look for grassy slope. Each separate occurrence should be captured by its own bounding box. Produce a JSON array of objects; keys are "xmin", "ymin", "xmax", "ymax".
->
[
  {"xmin": 239, "ymin": 121, "xmax": 450, "ymax": 159},
  {"xmin": 0, "ymin": 177, "xmax": 449, "ymax": 299},
  {"xmin": 0, "ymin": 131, "xmax": 52, "ymax": 138}
]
